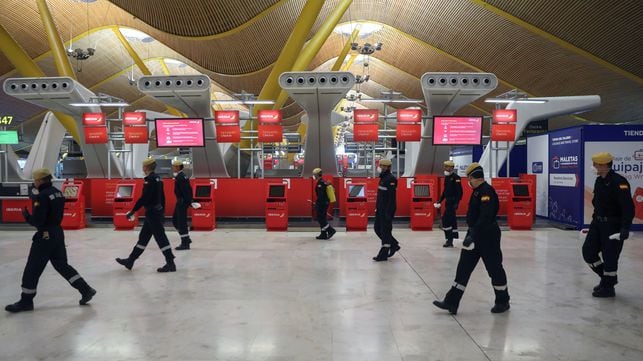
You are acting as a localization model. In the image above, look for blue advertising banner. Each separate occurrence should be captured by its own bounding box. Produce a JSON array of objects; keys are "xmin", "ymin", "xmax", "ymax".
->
[{"xmin": 548, "ymin": 127, "xmax": 583, "ymax": 227}]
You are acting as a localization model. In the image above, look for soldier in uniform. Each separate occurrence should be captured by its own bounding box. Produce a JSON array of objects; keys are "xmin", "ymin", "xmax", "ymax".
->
[
  {"xmin": 172, "ymin": 160, "xmax": 193, "ymax": 250},
  {"xmin": 116, "ymin": 158, "xmax": 176, "ymax": 272},
  {"xmin": 5, "ymin": 168, "xmax": 96, "ymax": 313},
  {"xmin": 583, "ymin": 152, "xmax": 634, "ymax": 297},
  {"xmin": 312, "ymin": 168, "xmax": 336, "ymax": 240},
  {"xmin": 435, "ymin": 160, "xmax": 463, "ymax": 247},
  {"xmin": 372, "ymin": 159, "xmax": 400, "ymax": 261},
  {"xmin": 433, "ymin": 163, "xmax": 510, "ymax": 314}
]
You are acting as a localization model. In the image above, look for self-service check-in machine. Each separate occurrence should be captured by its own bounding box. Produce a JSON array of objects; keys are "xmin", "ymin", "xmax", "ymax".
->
[
  {"xmin": 266, "ymin": 183, "xmax": 288, "ymax": 231},
  {"xmin": 346, "ymin": 183, "xmax": 368, "ymax": 231},
  {"xmin": 0, "ymin": 182, "xmax": 33, "ymax": 223},
  {"xmin": 113, "ymin": 183, "xmax": 137, "ymax": 230},
  {"xmin": 410, "ymin": 181, "xmax": 435, "ymax": 230},
  {"xmin": 508, "ymin": 183, "xmax": 533, "ymax": 230},
  {"xmin": 192, "ymin": 182, "xmax": 215, "ymax": 231},
  {"xmin": 61, "ymin": 181, "xmax": 86, "ymax": 229}
]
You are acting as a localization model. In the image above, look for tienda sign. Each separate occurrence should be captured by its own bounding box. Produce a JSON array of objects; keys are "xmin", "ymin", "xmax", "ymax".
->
[
  {"xmin": 493, "ymin": 109, "xmax": 517, "ymax": 123},
  {"xmin": 353, "ymin": 109, "xmax": 379, "ymax": 124},
  {"xmin": 214, "ymin": 110, "xmax": 240, "ymax": 125},
  {"xmin": 258, "ymin": 110, "xmax": 282, "ymax": 124}
]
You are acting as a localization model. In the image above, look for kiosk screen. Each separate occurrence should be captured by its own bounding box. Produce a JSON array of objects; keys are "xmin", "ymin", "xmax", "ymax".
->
[
  {"xmin": 63, "ymin": 186, "xmax": 79, "ymax": 198},
  {"xmin": 414, "ymin": 184, "xmax": 430, "ymax": 198},
  {"xmin": 195, "ymin": 185, "xmax": 211, "ymax": 198},
  {"xmin": 513, "ymin": 184, "xmax": 529, "ymax": 197},
  {"xmin": 268, "ymin": 185, "xmax": 285, "ymax": 198},
  {"xmin": 348, "ymin": 185, "xmax": 365, "ymax": 198},
  {"xmin": 116, "ymin": 185, "xmax": 133, "ymax": 198}
]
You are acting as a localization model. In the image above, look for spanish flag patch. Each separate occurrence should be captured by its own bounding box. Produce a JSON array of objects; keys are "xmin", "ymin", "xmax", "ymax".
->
[
  {"xmin": 481, "ymin": 195, "xmax": 490, "ymax": 202},
  {"xmin": 619, "ymin": 184, "xmax": 629, "ymax": 190}
]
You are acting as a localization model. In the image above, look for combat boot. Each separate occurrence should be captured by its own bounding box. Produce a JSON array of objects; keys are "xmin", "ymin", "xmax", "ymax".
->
[
  {"xmin": 115, "ymin": 257, "xmax": 135, "ymax": 270},
  {"xmin": 326, "ymin": 227, "xmax": 336, "ymax": 240},
  {"xmin": 372, "ymin": 246, "xmax": 389, "ymax": 262},
  {"xmin": 433, "ymin": 286, "xmax": 464, "ymax": 315},
  {"xmin": 157, "ymin": 260, "xmax": 176, "ymax": 273}
]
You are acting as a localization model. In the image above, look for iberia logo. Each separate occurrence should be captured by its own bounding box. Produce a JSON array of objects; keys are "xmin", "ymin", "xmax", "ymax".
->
[
  {"xmin": 493, "ymin": 109, "xmax": 516, "ymax": 122},
  {"xmin": 258, "ymin": 110, "xmax": 281, "ymax": 123},
  {"xmin": 398, "ymin": 109, "xmax": 421, "ymax": 122}
]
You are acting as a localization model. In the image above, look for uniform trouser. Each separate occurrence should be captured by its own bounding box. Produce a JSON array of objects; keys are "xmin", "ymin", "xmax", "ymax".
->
[
  {"xmin": 316, "ymin": 203, "xmax": 330, "ymax": 232},
  {"xmin": 129, "ymin": 210, "xmax": 175, "ymax": 262},
  {"xmin": 447, "ymin": 226, "xmax": 509, "ymax": 305},
  {"xmin": 172, "ymin": 203, "xmax": 191, "ymax": 244},
  {"xmin": 20, "ymin": 233, "xmax": 90, "ymax": 302},
  {"xmin": 582, "ymin": 221, "xmax": 624, "ymax": 287},
  {"xmin": 374, "ymin": 212, "xmax": 398, "ymax": 249},
  {"xmin": 441, "ymin": 203, "xmax": 458, "ymax": 242}
]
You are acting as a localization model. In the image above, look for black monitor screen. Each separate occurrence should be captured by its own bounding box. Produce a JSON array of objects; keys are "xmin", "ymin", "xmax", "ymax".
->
[
  {"xmin": 513, "ymin": 184, "xmax": 529, "ymax": 197},
  {"xmin": 348, "ymin": 185, "xmax": 365, "ymax": 198},
  {"xmin": 63, "ymin": 186, "xmax": 79, "ymax": 198},
  {"xmin": 414, "ymin": 184, "xmax": 430, "ymax": 197},
  {"xmin": 268, "ymin": 185, "xmax": 285, "ymax": 198},
  {"xmin": 195, "ymin": 185, "xmax": 211, "ymax": 198},
  {"xmin": 116, "ymin": 185, "xmax": 133, "ymax": 198}
]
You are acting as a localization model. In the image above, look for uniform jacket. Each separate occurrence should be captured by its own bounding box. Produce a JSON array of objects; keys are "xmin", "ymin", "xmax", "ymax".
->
[
  {"xmin": 466, "ymin": 181, "xmax": 499, "ymax": 239},
  {"xmin": 25, "ymin": 182, "xmax": 65, "ymax": 240},
  {"xmin": 592, "ymin": 170, "xmax": 635, "ymax": 230},
  {"xmin": 315, "ymin": 177, "xmax": 329, "ymax": 208},
  {"xmin": 439, "ymin": 172, "xmax": 463, "ymax": 207},
  {"xmin": 376, "ymin": 170, "xmax": 397, "ymax": 220},
  {"xmin": 132, "ymin": 172, "xmax": 165, "ymax": 213},
  {"xmin": 174, "ymin": 171, "xmax": 193, "ymax": 206}
]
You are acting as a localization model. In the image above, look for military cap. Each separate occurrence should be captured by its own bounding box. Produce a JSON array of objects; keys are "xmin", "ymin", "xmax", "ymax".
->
[
  {"xmin": 379, "ymin": 159, "xmax": 392, "ymax": 166},
  {"xmin": 32, "ymin": 168, "xmax": 51, "ymax": 180}
]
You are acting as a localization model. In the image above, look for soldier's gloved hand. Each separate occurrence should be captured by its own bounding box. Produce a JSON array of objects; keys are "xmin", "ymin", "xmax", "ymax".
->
[
  {"xmin": 462, "ymin": 233, "xmax": 474, "ymax": 250},
  {"xmin": 126, "ymin": 211, "xmax": 135, "ymax": 221},
  {"xmin": 619, "ymin": 228, "xmax": 629, "ymax": 241},
  {"xmin": 433, "ymin": 202, "xmax": 441, "ymax": 209},
  {"xmin": 21, "ymin": 207, "xmax": 30, "ymax": 220},
  {"xmin": 608, "ymin": 232, "xmax": 620, "ymax": 240}
]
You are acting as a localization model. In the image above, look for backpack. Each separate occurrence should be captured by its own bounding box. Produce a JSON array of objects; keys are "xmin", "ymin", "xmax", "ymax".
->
[{"xmin": 326, "ymin": 184, "xmax": 336, "ymax": 203}]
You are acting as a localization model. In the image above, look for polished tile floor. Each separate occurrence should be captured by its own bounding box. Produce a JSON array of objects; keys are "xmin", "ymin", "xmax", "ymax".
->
[{"xmin": 1, "ymin": 225, "xmax": 642, "ymax": 361}]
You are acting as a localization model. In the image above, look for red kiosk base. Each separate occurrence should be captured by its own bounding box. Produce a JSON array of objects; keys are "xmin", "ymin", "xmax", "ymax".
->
[
  {"xmin": 345, "ymin": 183, "xmax": 368, "ymax": 231},
  {"xmin": 266, "ymin": 183, "xmax": 288, "ymax": 231},
  {"xmin": 192, "ymin": 182, "xmax": 216, "ymax": 231},
  {"xmin": 113, "ymin": 183, "xmax": 138, "ymax": 230},
  {"xmin": 61, "ymin": 181, "xmax": 86, "ymax": 230}
]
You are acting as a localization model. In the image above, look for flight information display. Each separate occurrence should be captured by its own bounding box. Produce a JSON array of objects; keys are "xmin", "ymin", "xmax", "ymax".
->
[
  {"xmin": 155, "ymin": 118, "xmax": 205, "ymax": 147},
  {"xmin": 432, "ymin": 116, "xmax": 483, "ymax": 145}
]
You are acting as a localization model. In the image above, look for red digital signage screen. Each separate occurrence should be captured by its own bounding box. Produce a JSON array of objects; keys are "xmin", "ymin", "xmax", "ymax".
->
[
  {"xmin": 155, "ymin": 118, "xmax": 205, "ymax": 147},
  {"xmin": 432, "ymin": 116, "xmax": 483, "ymax": 146}
]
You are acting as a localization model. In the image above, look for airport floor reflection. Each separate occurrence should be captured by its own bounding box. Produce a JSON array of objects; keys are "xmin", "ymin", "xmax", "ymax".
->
[{"xmin": 1, "ymin": 226, "xmax": 642, "ymax": 361}]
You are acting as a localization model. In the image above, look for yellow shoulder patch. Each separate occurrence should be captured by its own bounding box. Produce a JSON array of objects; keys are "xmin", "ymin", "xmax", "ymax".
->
[
  {"xmin": 481, "ymin": 195, "xmax": 491, "ymax": 202},
  {"xmin": 619, "ymin": 184, "xmax": 629, "ymax": 190}
]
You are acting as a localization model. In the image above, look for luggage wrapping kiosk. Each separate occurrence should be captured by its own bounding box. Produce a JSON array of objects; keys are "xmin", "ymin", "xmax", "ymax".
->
[
  {"xmin": 61, "ymin": 181, "xmax": 86, "ymax": 229},
  {"xmin": 266, "ymin": 183, "xmax": 288, "ymax": 231},
  {"xmin": 410, "ymin": 181, "xmax": 435, "ymax": 230},
  {"xmin": 508, "ymin": 183, "xmax": 533, "ymax": 230},
  {"xmin": 113, "ymin": 183, "xmax": 137, "ymax": 230},
  {"xmin": 346, "ymin": 183, "xmax": 368, "ymax": 231},
  {"xmin": 192, "ymin": 182, "xmax": 215, "ymax": 231}
]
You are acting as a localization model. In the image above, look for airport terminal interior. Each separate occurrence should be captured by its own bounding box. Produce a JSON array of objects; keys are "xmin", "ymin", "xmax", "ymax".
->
[{"xmin": 1, "ymin": 0, "xmax": 642, "ymax": 360}]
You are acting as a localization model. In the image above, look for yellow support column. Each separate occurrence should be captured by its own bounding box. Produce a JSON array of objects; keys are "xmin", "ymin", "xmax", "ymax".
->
[
  {"xmin": 0, "ymin": 24, "xmax": 80, "ymax": 142},
  {"xmin": 238, "ymin": 0, "xmax": 325, "ymax": 151},
  {"xmin": 36, "ymin": 0, "xmax": 75, "ymax": 78},
  {"xmin": 113, "ymin": 28, "xmax": 152, "ymax": 75},
  {"xmin": 331, "ymin": 25, "xmax": 360, "ymax": 71},
  {"xmin": 273, "ymin": 0, "xmax": 354, "ymax": 110}
]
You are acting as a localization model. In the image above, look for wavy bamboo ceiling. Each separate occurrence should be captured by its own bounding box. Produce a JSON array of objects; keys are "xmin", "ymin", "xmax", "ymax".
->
[{"xmin": 1, "ymin": 0, "xmax": 642, "ymax": 147}]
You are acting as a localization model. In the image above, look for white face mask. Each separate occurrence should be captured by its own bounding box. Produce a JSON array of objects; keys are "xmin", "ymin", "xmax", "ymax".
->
[
  {"xmin": 468, "ymin": 180, "xmax": 474, "ymax": 188},
  {"xmin": 376, "ymin": 167, "xmax": 382, "ymax": 174},
  {"xmin": 591, "ymin": 165, "xmax": 598, "ymax": 175},
  {"xmin": 444, "ymin": 170, "xmax": 451, "ymax": 176},
  {"xmin": 172, "ymin": 172, "xmax": 178, "ymax": 177}
]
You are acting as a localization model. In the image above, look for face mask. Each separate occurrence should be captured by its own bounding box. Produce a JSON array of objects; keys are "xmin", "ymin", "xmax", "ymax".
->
[
  {"xmin": 468, "ymin": 180, "xmax": 474, "ymax": 188},
  {"xmin": 376, "ymin": 167, "xmax": 382, "ymax": 174},
  {"xmin": 172, "ymin": 172, "xmax": 178, "ymax": 177},
  {"xmin": 591, "ymin": 166, "xmax": 598, "ymax": 175},
  {"xmin": 444, "ymin": 170, "xmax": 451, "ymax": 176}
]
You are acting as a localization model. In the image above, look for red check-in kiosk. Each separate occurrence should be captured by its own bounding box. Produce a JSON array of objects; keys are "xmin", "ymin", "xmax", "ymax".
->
[
  {"xmin": 346, "ymin": 183, "xmax": 368, "ymax": 231},
  {"xmin": 192, "ymin": 182, "xmax": 215, "ymax": 231},
  {"xmin": 113, "ymin": 183, "xmax": 138, "ymax": 230},
  {"xmin": 266, "ymin": 183, "xmax": 288, "ymax": 231},
  {"xmin": 508, "ymin": 183, "xmax": 533, "ymax": 230},
  {"xmin": 410, "ymin": 182, "xmax": 435, "ymax": 230},
  {"xmin": 61, "ymin": 181, "xmax": 86, "ymax": 229}
]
